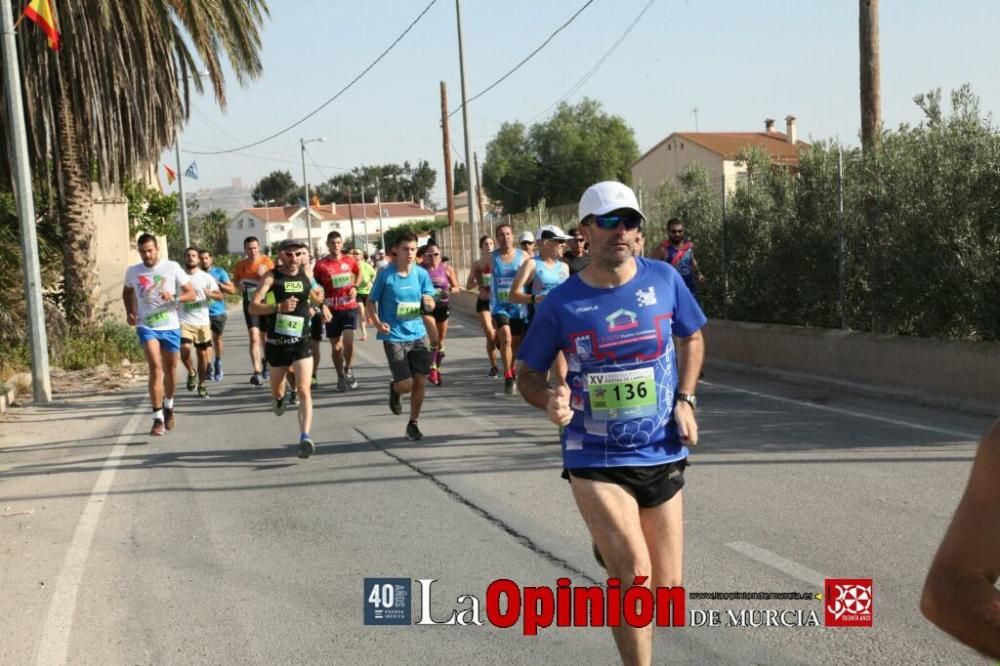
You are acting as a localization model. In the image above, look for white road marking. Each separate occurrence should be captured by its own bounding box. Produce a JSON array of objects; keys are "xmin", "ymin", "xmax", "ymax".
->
[
  {"xmin": 726, "ymin": 541, "xmax": 826, "ymax": 588},
  {"xmin": 703, "ymin": 381, "xmax": 979, "ymax": 440},
  {"xmin": 36, "ymin": 410, "xmax": 145, "ymax": 666}
]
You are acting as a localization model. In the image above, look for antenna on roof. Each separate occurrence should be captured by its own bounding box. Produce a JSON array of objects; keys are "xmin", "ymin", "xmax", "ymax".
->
[{"xmin": 693, "ymin": 107, "xmax": 699, "ymax": 132}]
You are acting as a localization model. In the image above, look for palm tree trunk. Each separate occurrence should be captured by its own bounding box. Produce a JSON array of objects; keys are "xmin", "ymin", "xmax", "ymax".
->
[{"xmin": 56, "ymin": 75, "xmax": 99, "ymax": 328}]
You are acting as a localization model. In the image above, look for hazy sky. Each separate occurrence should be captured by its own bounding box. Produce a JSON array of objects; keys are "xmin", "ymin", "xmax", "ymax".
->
[{"xmin": 165, "ymin": 0, "xmax": 1000, "ymax": 206}]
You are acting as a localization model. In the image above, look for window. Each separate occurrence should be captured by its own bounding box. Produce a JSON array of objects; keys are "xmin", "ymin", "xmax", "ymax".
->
[{"xmin": 238, "ymin": 220, "xmax": 244, "ymax": 229}]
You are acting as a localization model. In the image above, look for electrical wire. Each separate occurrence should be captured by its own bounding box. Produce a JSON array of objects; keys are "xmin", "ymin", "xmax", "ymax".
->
[
  {"xmin": 448, "ymin": 0, "xmax": 596, "ymax": 118},
  {"xmin": 187, "ymin": 0, "xmax": 440, "ymax": 155},
  {"xmin": 528, "ymin": 0, "xmax": 655, "ymax": 123}
]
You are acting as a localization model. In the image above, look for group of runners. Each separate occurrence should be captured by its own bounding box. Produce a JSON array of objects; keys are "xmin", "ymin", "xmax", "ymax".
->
[{"xmin": 124, "ymin": 180, "xmax": 708, "ymax": 664}]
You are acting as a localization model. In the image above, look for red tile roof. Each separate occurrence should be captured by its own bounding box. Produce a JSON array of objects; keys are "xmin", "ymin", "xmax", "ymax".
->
[
  {"xmin": 240, "ymin": 201, "xmax": 436, "ymax": 224},
  {"xmin": 635, "ymin": 131, "xmax": 810, "ymax": 167}
]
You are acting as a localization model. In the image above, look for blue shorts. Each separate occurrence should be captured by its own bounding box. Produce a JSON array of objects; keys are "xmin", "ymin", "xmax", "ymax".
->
[{"xmin": 137, "ymin": 327, "xmax": 181, "ymax": 353}]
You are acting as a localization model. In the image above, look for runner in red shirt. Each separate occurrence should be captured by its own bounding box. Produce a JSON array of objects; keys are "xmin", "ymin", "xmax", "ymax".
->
[{"xmin": 313, "ymin": 231, "xmax": 361, "ymax": 392}]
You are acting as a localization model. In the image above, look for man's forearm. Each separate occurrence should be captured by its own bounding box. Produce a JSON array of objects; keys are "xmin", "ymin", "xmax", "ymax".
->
[
  {"xmin": 676, "ymin": 331, "xmax": 704, "ymax": 394},
  {"xmin": 516, "ymin": 362, "xmax": 552, "ymax": 410}
]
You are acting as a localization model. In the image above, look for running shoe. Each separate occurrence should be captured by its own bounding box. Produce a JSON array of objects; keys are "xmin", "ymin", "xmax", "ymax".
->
[
  {"xmin": 273, "ymin": 396, "xmax": 286, "ymax": 416},
  {"xmin": 488, "ymin": 366, "xmax": 499, "ymax": 378},
  {"xmin": 261, "ymin": 362, "xmax": 270, "ymax": 380},
  {"xmin": 214, "ymin": 360, "xmax": 223, "ymax": 382},
  {"xmin": 164, "ymin": 408, "xmax": 176, "ymax": 430},
  {"xmin": 311, "ymin": 375, "xmax": 318, "ymax": 388},
  {"xmin": 250, "ymin": 373, "xmax": 263, "ymax": 386},
  {"xmin": 406, "ymin": 420, "xmax": 423, "ymax": 441},
  {"xmin": 388, "ymin": 382, "xmax": 402, "ymax": 415},
  {"xmin": 197, "ymin": 385, "xmax": 209, "ymax": 399},
  {"xmin": 345, "ymin": 369, "xmax": 358, "ymax": 390},
  {"xmin": 288, "ymin": 390, "xmax": 299, "ymax": 407},
  {"xmin": 150, "ymin": 419, "xmax": 165, "ymax": 436},
  {"xmin": 504, "ymin": 377, "xmax": 514, "ymax": 395},
  {"xmin": 336, "ymin": 376, "xmax": 348, "ymax": 393},
  {"xmin": 592, "ymin": 541, "xmax": 606, "ymax": 569},
  {"xmin": 428, "ymin": 368, "xmax": 441, "ymax": 386},
  {"xmin": 186, "ymin": 372, "xmax": 197, "ymax": 391},
  {"xmin": 298, "ymin": 435, "xmax": 315, "ymax": 458}
]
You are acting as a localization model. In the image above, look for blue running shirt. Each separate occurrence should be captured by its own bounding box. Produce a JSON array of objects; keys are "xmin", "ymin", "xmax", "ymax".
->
[
  {"xmin": 490, "ymin": 248, "xmax": 527, "ymax": 319},
  {"xmin": 369, "ymin": 263, "xmax": 435, "ymax": 342},
  {"xmin": 533, "ymin": 258, "xmax": 569, "ymax": 296},
  {"xmin": 518, "ymin": 258, "xmax": 707, "ymax": 469},
  {"xmin": 207, "ymin": 266, "xmax": 230, "ymax": 317}
]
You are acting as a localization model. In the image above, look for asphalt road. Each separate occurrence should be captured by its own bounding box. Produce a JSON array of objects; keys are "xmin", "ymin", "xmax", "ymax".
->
[{"xmin": 1, "ymin": 305, "xmax": 995, "ymax": 665}]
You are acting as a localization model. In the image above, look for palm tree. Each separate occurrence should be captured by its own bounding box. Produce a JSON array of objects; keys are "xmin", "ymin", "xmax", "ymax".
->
[{"xmin": 1, "ymin": 0, "xmax": 269, "ymax": 326}]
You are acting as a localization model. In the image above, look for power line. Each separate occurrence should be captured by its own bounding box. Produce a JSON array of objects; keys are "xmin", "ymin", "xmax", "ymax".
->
[
  {"xmin": 448, "ymin": 0, "xmax": 596, "ymax": 118},
  {"xmin": 187, "ymin": 0, "xmax": 440, "ymax": 155},
  {"xmin": 528, "ymin": 0, "xmax": 655, "ymax": 123}
]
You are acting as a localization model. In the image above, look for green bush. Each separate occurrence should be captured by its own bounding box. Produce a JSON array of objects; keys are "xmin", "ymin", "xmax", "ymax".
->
[
  {"xmin": 56, "ymin": 321, "xmax": 145, "ymax": 370},
  {"xmin": 652, "ymin": 86, "xmax": 1000, "ymax": 341}
]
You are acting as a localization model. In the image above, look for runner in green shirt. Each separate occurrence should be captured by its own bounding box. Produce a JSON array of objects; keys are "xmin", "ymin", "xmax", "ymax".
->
[{"xmin": 353, "ymin": 249, "xmax": 377, "ymax": 341}]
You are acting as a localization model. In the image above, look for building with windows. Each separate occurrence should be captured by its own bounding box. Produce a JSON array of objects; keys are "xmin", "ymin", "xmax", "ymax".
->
[
  {"xmin": 227, "ymin": 200, "xmax": 436, "ymax": 256},
  {"xmin": 631, "ymin": 116, "xmax": 810, "ymax": 200}
]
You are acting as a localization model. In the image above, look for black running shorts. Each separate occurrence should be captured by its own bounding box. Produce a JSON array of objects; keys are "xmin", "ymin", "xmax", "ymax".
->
[
  {"xmin": 264, "ymin": 338, "xmax": 312, "ymax": 368},
  {"xmin": 209, "ymin": 314, "xmax": 227, "ymax": 336},
  {"xmin": 491, "ymin": 314, "xmax": 526, "ymax": 336},
  {"xmin": 325, "ymin": 309, "xmax": 357, "ymax": 339},
  {"xmin": 563, "ymin": 459, "xmax": 688, "ymax": 509},
  {"xmin": 432, "ymin": 303, "xmax": 450, "ymax": 323},
  {"xmin": 475, "ymin": 298, "xmax": 490, "ymax": 313}
]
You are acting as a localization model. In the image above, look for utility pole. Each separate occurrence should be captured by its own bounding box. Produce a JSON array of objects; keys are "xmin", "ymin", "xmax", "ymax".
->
[
  {"xmin": 473, "ymin": 151, "xmax": 485, "ymax": 224},
  {"xmin": 859, "ymin": 0, "xmax": 881, "ymax": 154},
  {"xmin": 175, "ymin": 130, "xmax": 190, "ymax": 248},
  {"xmin": 455, "ymin": 0, "xmax": 479, "ymax": 250},
  {"xmin": 346, "ymin": 185, "xmax": 356, "ymax": 246},
  {"xmin": 360, "ymin": 183, "xmax": 369, "ymax": 251},
  {"xmin": 440, "ymin": 82, "xmax": 455, "ymax": 228},
  {"xmin": 1, "ymin": 0, "xmax": 51, "ymax": 402},
  {"xmin": 375, "ymin": 177, "xmax": 386, "ymax": 252},
  {"xmin": 859, "ymin": 0, "xmax": 881, "ymax": 331}
]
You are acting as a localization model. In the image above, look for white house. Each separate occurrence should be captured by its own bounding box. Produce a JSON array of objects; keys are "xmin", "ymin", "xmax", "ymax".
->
[{"xmin": 226, "ymin": 200, "xmax": 437, "ymax": 256}]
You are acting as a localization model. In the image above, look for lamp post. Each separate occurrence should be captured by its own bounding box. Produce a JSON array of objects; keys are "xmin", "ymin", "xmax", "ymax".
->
[{"xmin": 300, "ymin": 136, "xmax": 325, "ymax": 254}]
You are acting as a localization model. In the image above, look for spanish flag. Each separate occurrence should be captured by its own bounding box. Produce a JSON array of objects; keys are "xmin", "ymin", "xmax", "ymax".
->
[
  {"xmin": 164, "ymin": 165, "xmax": 177, "ymax": 186},
  {"xmin": 23, "ymin": 0, "xmax": 60, "ymax": 50}
]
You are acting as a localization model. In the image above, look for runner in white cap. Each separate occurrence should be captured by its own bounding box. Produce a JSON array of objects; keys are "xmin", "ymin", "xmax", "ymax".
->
[
  {"xmin": 510, "ymin": 225, "xmax": 571, "ymax": 380},
  {"xmin": 516, "ymin": 181, "xmax": 706, "ymax": 665}
]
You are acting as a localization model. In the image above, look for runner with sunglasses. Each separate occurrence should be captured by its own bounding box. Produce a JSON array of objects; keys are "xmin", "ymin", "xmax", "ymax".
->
[
  {"xmin": 465, "ymin": 235, "xmax": 499, "ymax": 377},
  {"xmin": 511, "ymin": 225, "xmax": 571, "ymax": 381},
  {"xmin": 249, "ymin": 239, "xmax": 326, "ymax": 458},
  {"xmin": 516, "ymin": 181, "xmax": 706, "ymax": 666}
]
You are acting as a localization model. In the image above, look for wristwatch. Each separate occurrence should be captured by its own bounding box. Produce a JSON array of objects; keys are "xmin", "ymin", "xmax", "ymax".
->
[{"xmin": 676, "ymin": 393, "xmax": 697, "ymax": 409}]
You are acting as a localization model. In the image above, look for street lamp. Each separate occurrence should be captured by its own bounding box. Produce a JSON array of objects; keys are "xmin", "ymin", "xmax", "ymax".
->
[{"xmin": 300, "ymin": 136, "xmax": 326, "ymax": 255}]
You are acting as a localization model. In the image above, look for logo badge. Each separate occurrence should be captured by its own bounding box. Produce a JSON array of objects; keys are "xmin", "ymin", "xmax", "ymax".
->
[
  {"xmin": 364, "ymin": 578, "xmax": 411, "ymax": 625},
  {"xmin": 824, "ymin": 578, "xmax": 872, "ymax": 627},
  {"xmin": 636, "ymin": 286, "xmax": 656, "ymax": 307},
  {"xmin": 605, "ymin": 308, "xmax": 638, "ymax": 333}
]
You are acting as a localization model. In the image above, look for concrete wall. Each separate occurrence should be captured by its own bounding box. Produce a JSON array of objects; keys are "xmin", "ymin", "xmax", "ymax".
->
[
  {"xmin": 91, "ymin": 185, "xmax": 131, "ymax": 321},
  {"xmin": 705, "ymin": 319, "xmax": 999, "ymax": 406},
  {"xmin": 449, "ymin": 293, "xmax": 998, "ymax": 407}
]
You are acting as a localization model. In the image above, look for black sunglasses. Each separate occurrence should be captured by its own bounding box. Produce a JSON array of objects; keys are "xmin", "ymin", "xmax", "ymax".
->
[{"xmin": 591, "ymin": 213, "xmax": 643, "ymax": 231}]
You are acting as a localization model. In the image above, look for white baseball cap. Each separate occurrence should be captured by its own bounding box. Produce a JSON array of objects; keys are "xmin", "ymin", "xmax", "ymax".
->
[
  {"xmin": 518, "ymin": 230, "xmax": 536, "ymax": 244},
  {"xmin": 537, "ymin": 224, "xmax": 571, "ymax": 241},
  {"xmin": 578, "ymin": 181, "xmax": 646, "ymax": 223}
]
